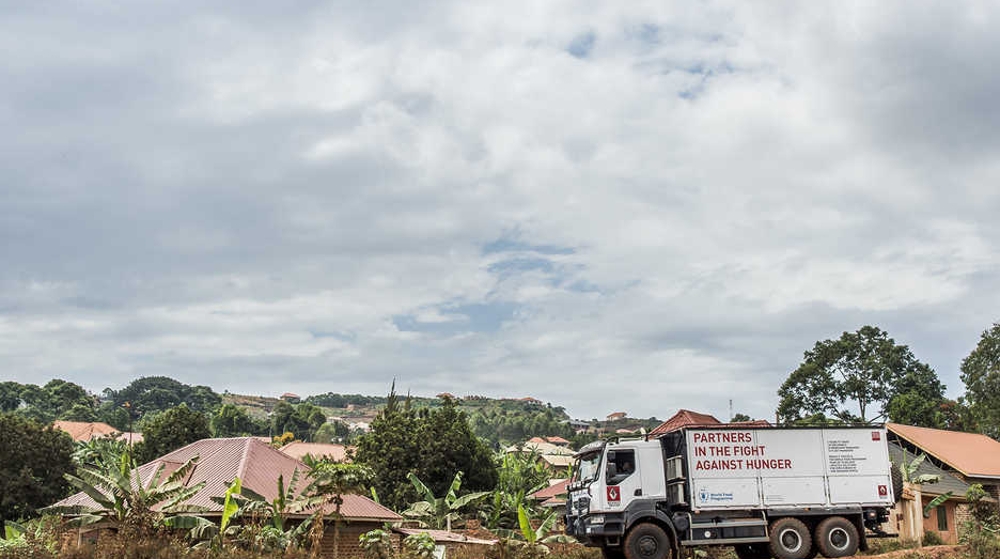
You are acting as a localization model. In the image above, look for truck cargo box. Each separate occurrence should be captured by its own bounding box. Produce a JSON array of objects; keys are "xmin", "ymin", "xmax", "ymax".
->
[{"xmin": 682, "ymin": 426, "xmax": 894, "ymax": 511}]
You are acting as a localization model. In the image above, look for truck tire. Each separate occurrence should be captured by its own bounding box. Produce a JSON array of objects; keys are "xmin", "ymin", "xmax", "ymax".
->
[
  {"xmin": 734, "ymin": 543, "xmax": 771, "ymax": 559},
  {"xmin": 768, "ymin": 518, "xmax": 812, "ymax": 559},
  {"xmin": 891, "ymin": 462, "xmax": 904, "ymax": 503},
  {"xmin": 814, "ymin": 516, "xmax": 859, "ymax": 558},
  {"xmin": 624, "ymin": 523, "xmax": 673, "ymax": 559}
]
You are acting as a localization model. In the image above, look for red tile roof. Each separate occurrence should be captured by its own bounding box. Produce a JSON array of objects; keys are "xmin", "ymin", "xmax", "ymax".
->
[
  {"xmin": 52, "ymin": 437, "xmax": 400, "ymax": 521},
  {"xmin": 888, "ymin": 423, "xmax": 1000, "ymax": 479},
  {"xmin": 649, "ymin": 410, "xmax": 721, "ymax": 436},
  {"xmin": 545, "ymin": 436, "xmax": 570, "ymax": 445}
]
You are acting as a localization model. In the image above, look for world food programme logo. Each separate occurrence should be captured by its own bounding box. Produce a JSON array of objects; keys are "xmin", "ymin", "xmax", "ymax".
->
[{"xmin": 699, "ymin": 489, "xmax": 709, "ymax": 503}]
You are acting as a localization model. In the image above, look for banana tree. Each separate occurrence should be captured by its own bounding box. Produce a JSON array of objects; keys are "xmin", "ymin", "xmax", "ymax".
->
[
  {"xmin": 302, "ymin": 461, "xmax": 374, "ymax": 559},
  {"xmin": 897, "ymin": 451, "xmax": 954, "ymax": 517},
  {"xmin": 43, "ymin": 455, "xmax": 211, "ymax": 534},
  {"xmin": 402, "ymin": 471, "xmax": 490, "ymax": 531}
]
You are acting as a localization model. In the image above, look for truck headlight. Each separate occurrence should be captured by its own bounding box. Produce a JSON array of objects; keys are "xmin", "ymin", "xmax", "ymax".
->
[{"xmin": 589, "ymin": 515, "xmax": 605, "ymax": 525}]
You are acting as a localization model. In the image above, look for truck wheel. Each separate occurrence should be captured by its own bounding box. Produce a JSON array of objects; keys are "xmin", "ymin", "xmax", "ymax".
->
[
  {"xmin": 624, "ymin": 523, "xmax": 673, "ymax": 559},
  {"xmin": 768, "ymin": 518, "xmax": 812, "ymax": 559},
  {"xmin": 814, "ymin": 516, "xmax": 858, "ymax": 558},
  {"xmin": 734, "ymin": 543, "xmax": 771, "ymax": 559}
]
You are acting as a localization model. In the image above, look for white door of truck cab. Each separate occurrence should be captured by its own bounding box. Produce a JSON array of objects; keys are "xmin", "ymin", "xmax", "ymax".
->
[{"xmin": 597, "ymin": 445, "xmax": 644, "ymax": 511}]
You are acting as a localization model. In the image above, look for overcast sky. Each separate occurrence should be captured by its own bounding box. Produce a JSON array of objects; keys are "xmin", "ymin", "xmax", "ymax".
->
[{"xmin": 2, "ymin": 2, "xmax": 999, "ymax": 421}]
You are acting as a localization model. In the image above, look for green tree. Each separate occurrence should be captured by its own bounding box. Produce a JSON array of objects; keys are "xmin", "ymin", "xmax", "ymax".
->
[
  {"xmin": 135, "ymin": 404, "xmax": 211, "ymax": 463},
  {"xmin": 413, "ymin": 397, "xmax": 498, "ymax": 495},
  {"xmin": 353, "ymin": 385, "xmax": 417, "ymax": 510},
  {"xmin": 0, "ymin": 382, "xmax": 23, "ymax": 412},
  {"xmin": 731, "ymin": 413, "xmax": 752, "ymax": 422},
  {"xmin": 212, "ymin": 404, "xmax": 254, "ymax": 437},
  {"xmin": 109, "ymin": 376, "xmax": 221, "ymax": 417},
  {"xmin": 961, "ymin": 322, "xmax": 1000, "ymax": 439},
  {"xmin": 0, "ymin": 414, "xmax": 75, "ymax": 532},
  {"xmin": 355, "ymin": 390, "xmax": 498, "ymax": 511},
  {"xmin": 777, "ymin": 326, "xmax": 943, "ymax": 424},
  {"xmin": 886, "ymin": 363, "xmax": 947, "ymax": 427}
]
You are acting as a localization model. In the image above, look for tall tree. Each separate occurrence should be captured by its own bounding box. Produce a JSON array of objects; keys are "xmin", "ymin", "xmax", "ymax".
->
[
  {"xmin": 778, "ymin": 326, "xmax": 944, "ymax": 424},
  {"xmin": 0, "ymin": 413, "xmax": 75, "ymax": 531},
  {"xmin": 355, "ymin": 390, "xmax": 497, "ymax": 510},
  {"xmin": 135, "ymin": 404, "xmax": 211, "ymax": 463},
  {"xmin": 109, "ymin": 376, "xmax": 221, "ymax": 418},
  {"xmin": 212, "ymin": 403, "xmax": 254, "ymax": 437},
  {"xmin": 960, "ymin": 322, "xmax": 1000, "ymax": 439}
]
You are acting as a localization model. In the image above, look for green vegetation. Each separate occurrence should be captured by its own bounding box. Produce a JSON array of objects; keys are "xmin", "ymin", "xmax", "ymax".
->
[
  {"xmin": 135, "ymin": 404, "xmax": 212, "ymax": 464},
  {"xmin": 0, "ymin": 414, "xmax": 75, "ymax": 533},
  {"xmin": 354, "ymin": 390, "xmax": 497, "ymax": 511},
  {"xmin": 961, "ymin": 322, "xmax": 1000, "ymax": 439},
  {"xmin": 778, "ymin": 325, "xmax": 945, "ymax": 425}
]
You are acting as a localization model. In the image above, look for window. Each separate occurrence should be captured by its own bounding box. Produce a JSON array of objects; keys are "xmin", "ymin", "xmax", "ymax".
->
[
  {"xmin": 606, "ymin": 449, "xmax": 636, "ymax": 485},
  {"xmin": 936, "ymin": 504, "xmax": 948, "ymax": 532}
]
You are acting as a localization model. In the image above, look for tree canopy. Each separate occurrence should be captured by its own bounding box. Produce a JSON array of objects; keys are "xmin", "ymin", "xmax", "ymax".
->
[
  {"xmin": 961, "ymin": 322, "xmax": 1000, "ymax": 439},
  {"xmin": 0, "ymin": 413, "xmax": 75, "ymax": 527},
  {"xmin": 135, "ymin": 404, "xmax": 212, "ymax": 463},
  {"xmin": 107, "ymin": 376, "xmax": 221, "ymax": 418},
  {"xmin": 354, "ymin": 389, "xmax": 497, "ymax": 511},
  {"xmin": 777, "ymin": 326, "xmax": 945, "ymax": 425}
]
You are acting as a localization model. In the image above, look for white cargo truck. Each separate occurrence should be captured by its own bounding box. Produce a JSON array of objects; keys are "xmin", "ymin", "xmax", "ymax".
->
[{"xmin": 565, "ymin": 426, "xmax": 899, "ymax": 559}]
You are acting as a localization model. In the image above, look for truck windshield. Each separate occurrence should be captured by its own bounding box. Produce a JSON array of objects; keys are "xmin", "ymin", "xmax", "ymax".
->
[{"xmin": 575, "ymin": 451, "xmax": 602, "ymax": 484}]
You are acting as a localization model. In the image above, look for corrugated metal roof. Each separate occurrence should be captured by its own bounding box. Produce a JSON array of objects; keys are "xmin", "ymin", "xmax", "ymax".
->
[
  {"xmin": 888, "ymin": 442, "xmax": 971, "ymax": 499},
  {"xmin": 279, "ymin": 442, "xmax": 350, "ymax": 463},
  {"xmin": 50, "ymin": 437, "xmax": 400, "ymax": 521},
  {"xmin": 528, "ymin": 479, "xmax": 569, "ymax": 500},
  {"xmin": 888, "ymin": 423, "xmax": 1000, "ymax": 479}
]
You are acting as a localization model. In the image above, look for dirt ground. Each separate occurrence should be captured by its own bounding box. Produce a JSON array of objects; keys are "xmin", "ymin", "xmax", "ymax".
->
[{"xmin": 864, "ymin": 545, "xmax": 965, "ymax": 559}]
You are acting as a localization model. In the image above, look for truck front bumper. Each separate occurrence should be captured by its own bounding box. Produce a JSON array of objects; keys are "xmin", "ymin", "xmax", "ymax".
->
[{"xmin": 566, "ymin": 512, "xmax": 626, "ymax": 544}]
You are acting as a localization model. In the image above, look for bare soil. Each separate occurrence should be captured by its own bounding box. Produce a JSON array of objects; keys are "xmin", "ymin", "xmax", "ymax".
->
[{"xmin": 864, "ymin": 544, "xmax": 965, "ymax": 559}]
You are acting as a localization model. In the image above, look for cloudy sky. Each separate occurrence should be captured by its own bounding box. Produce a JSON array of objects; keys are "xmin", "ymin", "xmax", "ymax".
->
[{"xmin": 2, "ymin": 1, "xmax": 998, "ymax": 421}]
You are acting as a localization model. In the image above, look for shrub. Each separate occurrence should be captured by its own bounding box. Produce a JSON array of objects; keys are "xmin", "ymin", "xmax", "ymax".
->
[
  {"xmin": 360, "ymin": 529, "xmax": 395, "ymax": 559},
  {"xmin": 922, "ymin": 530, "xmax": 945, "ymax": 546},
  {"xmin": 402, "ymin": 532, "xmax": 436, "ymax": 559},
  {"xmin": 961, "ymin": 484, "xmax": 1000, "ymax": 559}
]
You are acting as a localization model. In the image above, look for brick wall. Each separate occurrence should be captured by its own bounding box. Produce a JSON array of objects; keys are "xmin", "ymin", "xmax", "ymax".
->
[{"xmin": 318, "ymin": 521, "xmax": 398, "ymax": 559}]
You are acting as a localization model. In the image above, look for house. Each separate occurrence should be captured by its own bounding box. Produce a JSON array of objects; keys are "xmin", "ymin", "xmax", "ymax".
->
[
  {"xmin": 888, "ymin": 442, "xmax": 973, "ymax": 544},
  {"xmin": 887, "ymin": 422, "xmax": 1000, "ymax": 539},
  {"xmin": 280, "ymin": 392, "xmax": 301, "ymax": 404},
  {"xmin": 648, "ymin": 409, "xmax": 771, "ymax": 437},
  {"xmin": 567, "ymin": 419, "xmax": 590, "ymax": 433},
  {"xmin": 521, "ymin": 397, "xmax": 543, "ymax": 405},
  {"xmin": 279, "ymin": 441, "xmax": 351, "ymax": 463},
  {"xmin": 436, "ymin": 392, "xmax": 456, "ymax": 399},
  {"xmin": 50, "ymin": 437, "xmax": 400, "ymax": 558},
  {"xmin": 506, "ymin": 440, "xmax": 575, "ymax": 475},
  {"xmin": 606, "ymin": 412, "xmax": 627, "ymax": 422},
  {"xmin": 527, "ymin": 479, "xmax": 571, "ymax": 511},
  {"xmin": 53, "ymin": 420, "xmax": 143, "ymax": 444}
]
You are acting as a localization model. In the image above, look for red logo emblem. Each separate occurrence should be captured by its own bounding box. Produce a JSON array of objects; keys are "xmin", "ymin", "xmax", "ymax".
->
[
  {"xmin": 872, "ymin": 431, "xmax": 881, "ymax": 441},
  {"xmin": 607, "ymin": 487, "xmax": 620, "ymax": 502},
  {"xmin": 878, "ymin": 485, "xmax": 888, "ymax": 497}
]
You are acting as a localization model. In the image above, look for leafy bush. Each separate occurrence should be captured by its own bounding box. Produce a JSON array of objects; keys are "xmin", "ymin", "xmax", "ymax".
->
[
  {"xmin": 922, "ymin": 529, "xmax": 945, "ymax": 546},
  {"xmin": 359, "ymin": 529, "xmax": 394, "ymax": 559},
  {"xmin": 402, "ymin": 532, "xmax": 436, "ymax": 559},
  {"xmin": 961, "ymin": 484, "xmax": 1000, "ymax": 559}
]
